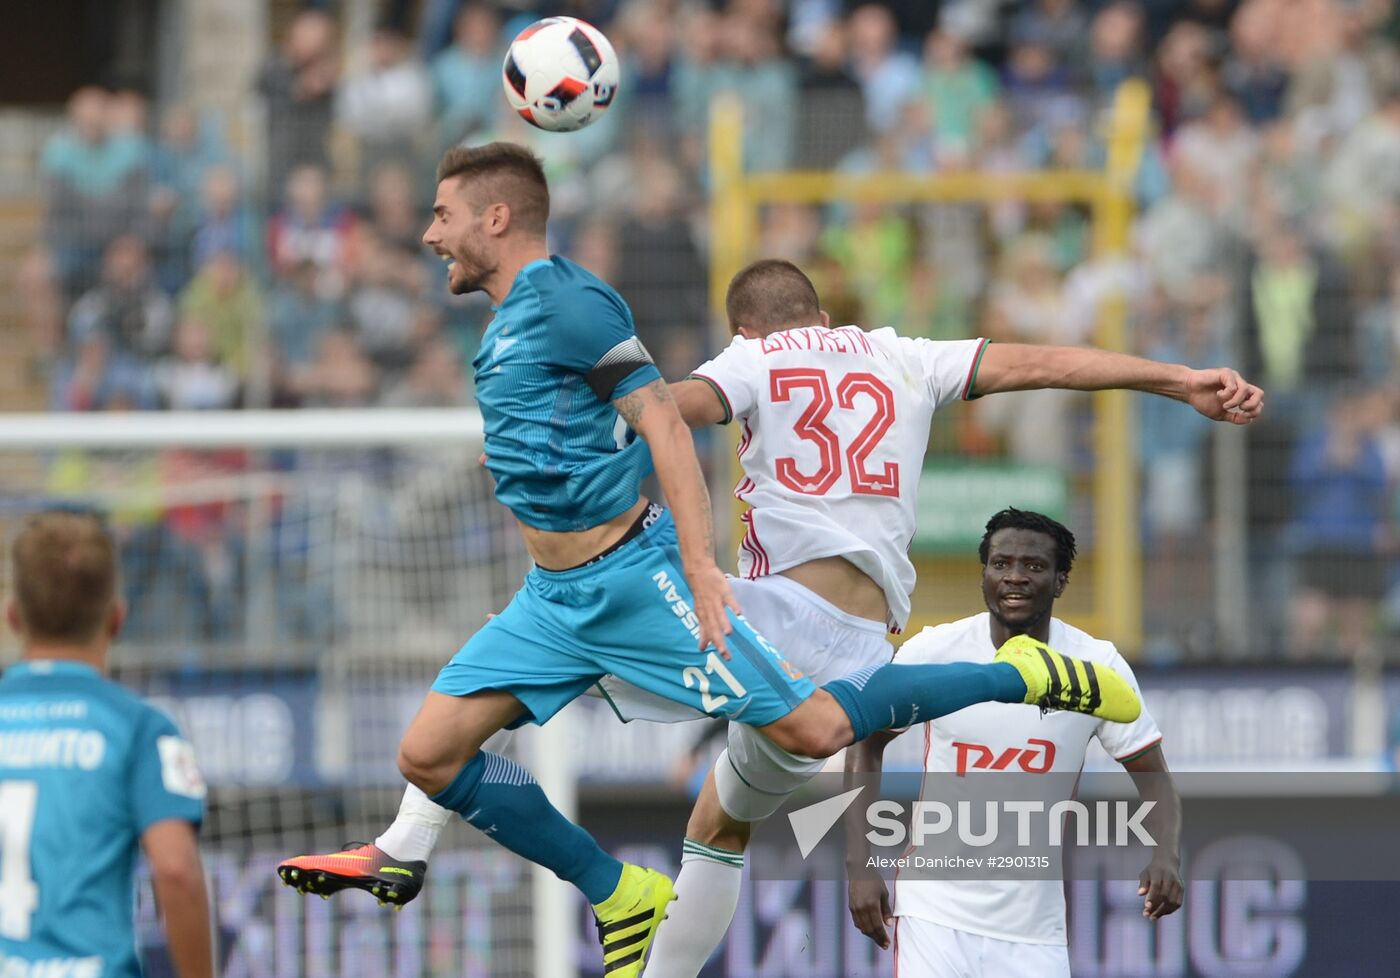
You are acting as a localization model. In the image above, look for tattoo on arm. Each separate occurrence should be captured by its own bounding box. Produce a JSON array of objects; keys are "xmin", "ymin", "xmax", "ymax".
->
[{"xmin": 613, "ymin": 378, "xmax": 673, "ymax": 430}]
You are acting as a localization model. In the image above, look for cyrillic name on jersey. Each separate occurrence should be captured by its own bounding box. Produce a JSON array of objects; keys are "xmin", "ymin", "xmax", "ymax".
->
[
  {"xmin": 0, "ymin": 954, "xmax": 103, "ymax": 978},
  {"xmin": 0, "ymin": 730, "xmax": 106, "ymax": 770},
  {"xmin": 759, "ymin": 327, "xmax": 875, "ymax": 357}
]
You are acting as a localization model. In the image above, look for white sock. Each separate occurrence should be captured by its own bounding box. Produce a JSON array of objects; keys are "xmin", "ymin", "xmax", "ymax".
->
[
  {"xmin": 373, "ymin": 784, "xmax": 452, "ymax": 862},
  {"xmin": 642, "ymin": 840, "xmax": 745, "ymax": 978}
]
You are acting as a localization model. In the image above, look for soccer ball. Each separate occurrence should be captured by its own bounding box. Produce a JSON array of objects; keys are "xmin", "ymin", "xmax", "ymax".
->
[{"xmin": 502, "ymin": 17, "xmax": 619, "ymax": 133}]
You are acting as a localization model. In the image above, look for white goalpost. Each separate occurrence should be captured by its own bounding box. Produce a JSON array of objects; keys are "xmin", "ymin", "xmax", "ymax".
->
[{"xmin": 0, "ymin": 407, "xmax": 578, "ymax": 978}]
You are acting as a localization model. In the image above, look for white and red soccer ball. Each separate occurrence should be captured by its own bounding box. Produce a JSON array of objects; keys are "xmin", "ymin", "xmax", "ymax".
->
[{"xmin": 502, "ymin": 17, "xmax": 619, "ymax": 133}]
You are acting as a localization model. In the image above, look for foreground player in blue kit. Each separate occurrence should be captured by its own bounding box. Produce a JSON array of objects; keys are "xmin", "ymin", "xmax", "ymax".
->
[
  {"xmin": 0, "ymin": 511, "xmax": 212, "ymax": 978},
  {"xmin": 278, "ymin": 143, "xmax": 1140, "ymax": 977}
]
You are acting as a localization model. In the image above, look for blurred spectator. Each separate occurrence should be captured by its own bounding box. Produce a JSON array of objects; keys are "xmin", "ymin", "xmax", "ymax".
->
[
  {"xmin": 570, "ymin": 217, "xmax": 619, "ymax": 282},
  {"xmin": 259, "ymin": 10, "xmax": 339, "ymax": 203},
  {"xmin": 759, "ymin": 202, "xmax": 823, "ymax": 264},
  {"xmin": 178, "ymin": 251, "xmax": 265, "ymax": 382},
  {"xmin": 618, "ymin": 2, "xmax": 678, "ymax": 138},
  {"xmin": 68, "ymin": 235, "xmax": 175, "ymax": 358},
  {"xmin": 1240, "ymin": 222, "xmax": 1355, "ymax": 413},
  {"xmin": 147, "ymin": 104, "xmax": 230, "ymax": 292},
  {"xmin": 268, "ymin": 259, "xmax": 340, "ymax": 376},
  {"xmin": 432, "ymin": 3, "xmax": 503, "ymax": 149},
  {"xmin": 152, "ymin": 317, "xmax": 240, "ymax": 411},
  {"xmin": 1009, "ymin": 0, "xmax": 1089, "ymax": 66},
  {"xmin": 381, "ymin": 337, "xmax": 466, "ymax": 407},
  {"xmin": 366, "ymin": 162, "xmax": 428, "ymax": 259},
  {"xmin": 921, "ymin": 28, "xmax": 999, "ymax": 151},
  {"xmin": 1256, "ymin": 118, "xmax": 1320, "ymax": 225},
  {"xmin": 346, "ymin": 228, "xmax": 426, "ymax": 374},
  {"xmin": 105, "ymin": 90, "xmax": 154, "ymax": 172},
  {"xmin": 974, "ymin": 234, "xmax": 1084, "ymax": 467},
  {"xmin": 40, "ymin": 87, "xmax": 147, "ymax": 296},
  {"xmin": 1084, "ymin": 2, "xmax": 1149, "ymax": 100},
  {"xmin": 1287, "ymin": 0, "xmax": 1400, "ymax": 150},
  {"xmin": 150, "ymin": 105, "xmax": 226, "ymax": 224},
  {"xmin": 50, "ymin": 331, "xmax": 155, "ymax": 412},
  {"xmin": 1137, "ymin": 157, "xmax": 1229, "ymax": 299},
  {"xmin": 795, "ymin": 20, "xmax": 866, "ymax": 168},
  {"xmin": 821, "ymin": 201, "xmax": 915, "ymax": 328},
  {"xmin": 613, "ymin": 159, "xmax": 707, "ymax": 380},
  {"xmin": 191, "ymin": 165, "xmax": 257, "ymax": 270},
  {"xmin": 723, "ymin": 14, "xmax": 799, "ymax": 170},
  {"xmin": 338, "ymin": 23, "xmax": 434, "ymax": 185},
  {"xmin": 267, "ymin": 164, "xmax": 355, "ymax": 295},
  {"xmin": 1286, "ymin": 387, "xmax": 1392, "ymax": 657},
  {"xmin": 1137, "ymin": 284, "xmax": 1227, "ymax": 618},
  {"xmin": 15, "ymin": 248, "xmax": 64, "ymax": 371},
  {"xmin": 1154, "ymin": 20, "xmax": 1218, "ymax": 138},
  {"xmin": 294, "ymin": 329, "xmax": 379, "ymax": 407},
  {"xmin": 1222, "ymin": 0, "xmax": 1291, "ymax": 124},
  {"xmin": 847, "ymin": 3, "xmax": 922, "ymax": 134},
  {"xmin": 1172, "ymin": 94, "xmax": 1259, "ymax": 230},
  {"xmin": 1359, "ymin": 265, "xmax": 1400, "ymax": 383},
  {"xmin": 673, "ymin": 5, "xmax": 728, "ymax": 140},
  {"xmin": 1001, "ymin": 34, "xmax": 1082, "ymax": 139},
  {"xmin": 1321, "ymin": 84, "xmax": 1400, "ymax": 259},
  {"xmin": 1080, "ymin": 2, "xmax": 1148, "ymax": 94}
]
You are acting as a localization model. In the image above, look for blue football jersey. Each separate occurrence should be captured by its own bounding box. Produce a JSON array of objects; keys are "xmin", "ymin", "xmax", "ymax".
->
[
  {"xmin": 473, "ymin": 255, "xmax": 662, "ymax": 532},
  {"xmin": 0, "ymin": 660, "xmax": 205, "ymax": 978}
]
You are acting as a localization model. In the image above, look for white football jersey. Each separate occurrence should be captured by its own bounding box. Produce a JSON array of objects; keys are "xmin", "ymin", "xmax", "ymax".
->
[
  {"xmin": 692, "ymin": 326, "xmax": 987, "ymax": 631},
  {"xmin": 890, "ymin": 612, "xmax": 1162, "ymax": 945}
]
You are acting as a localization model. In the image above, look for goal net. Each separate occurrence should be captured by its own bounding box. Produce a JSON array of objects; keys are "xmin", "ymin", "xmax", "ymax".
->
[{"xmin": 0, "ymin": 408, "xmax": 563, "ymax": 978}]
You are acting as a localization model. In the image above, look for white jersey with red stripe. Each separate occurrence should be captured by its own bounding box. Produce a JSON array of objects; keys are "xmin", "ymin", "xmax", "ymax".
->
[
  {"xmin": 691, "ymin": 325, "xmax": 988, "ymax": 632},
  {"xmin": 890, "ymin": 612, "xmax": 1163, "ymax": 945}
]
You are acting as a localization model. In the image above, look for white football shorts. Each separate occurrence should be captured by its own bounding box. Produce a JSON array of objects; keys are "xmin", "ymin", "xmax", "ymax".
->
[{"xmin": 894, "ymin": 917, "xmax": 1071, "ymax": 978}]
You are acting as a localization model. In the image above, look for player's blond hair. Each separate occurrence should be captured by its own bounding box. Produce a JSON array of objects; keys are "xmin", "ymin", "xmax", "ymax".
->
[
  {"xmin": 11, "ymin": 511, "xmax": 118, "ymax": 644},
  {"xmin": 437, "ymin": 142, "xmax": 550, "ymax": 236}
]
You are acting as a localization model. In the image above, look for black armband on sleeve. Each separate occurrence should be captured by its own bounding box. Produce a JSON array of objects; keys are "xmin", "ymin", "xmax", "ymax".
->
[{"xmin": 587, "ymin": 337, "xmax": 656, "ymax": 401}]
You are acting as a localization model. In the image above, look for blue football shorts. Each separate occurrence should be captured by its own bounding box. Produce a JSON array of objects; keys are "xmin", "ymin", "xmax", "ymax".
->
[{"xmin": 432, "ymin": 507, "xmax": 817, "ymax": 728}]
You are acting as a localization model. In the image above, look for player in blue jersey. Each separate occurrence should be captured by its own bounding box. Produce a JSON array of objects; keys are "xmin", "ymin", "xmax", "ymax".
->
[
  {"xmin": 277, "ymin": 143, "xmax": 1142, "ymax": 978},
  {"xmin": 0, "ymin": 511, "xmax": 212, "ymax": 978}
]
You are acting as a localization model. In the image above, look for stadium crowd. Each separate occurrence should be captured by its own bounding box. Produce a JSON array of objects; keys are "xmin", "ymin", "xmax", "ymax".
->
[{"xmin": 14, "ymin": 0, "xmax": 1400, "ymax": 658}]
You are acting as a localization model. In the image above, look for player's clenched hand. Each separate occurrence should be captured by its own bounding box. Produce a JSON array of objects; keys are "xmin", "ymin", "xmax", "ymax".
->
[
  {"xmin": 1139, "ymin": 857, "xmax": 1183, "ymax": 919},
  {"xmin": 687, "ymin": 559, "xmax": 741, "ymax": 659},
  {"xmin": 1184, "ymin": 367, "xmax": 1264, "ymax": 424},
  {"xmin": 848, "ymin": 876, "xmax": 894, "ymax": 949}
]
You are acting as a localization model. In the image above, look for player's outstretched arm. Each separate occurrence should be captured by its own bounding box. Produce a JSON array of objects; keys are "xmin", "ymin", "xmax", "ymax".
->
[
  {"xmin": 614, "ymin": 378, "xmax": 740, "ymax": 655},
  {"xmin": 971, "ymin": 344, "xmax": 1265, "ymax": 424},
  {"xmin": 845, "ymin": 730, "xmax": 899, "ymax": 950},
  {"xmin": 142, "ymin": 819, "xmax": 214, "ymax": 978},
  {"xmin": 669, "ymin": 378, "xmax": 729, "ymax": 429},
  {"xmin": 1121, "ymin": 745, "xmax": 1183, "ymax": 920}
]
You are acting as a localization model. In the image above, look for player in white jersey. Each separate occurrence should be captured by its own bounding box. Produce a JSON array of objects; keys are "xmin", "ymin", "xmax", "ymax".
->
[
  {"xmin": 289, "ymin": 260, "xmax": 1251, "ymax": 975},
  {"xmin": 846, "ymin": 509, "xmax": 1182, "ymax": 977},
  {"xmin": 631, "ymin": 260, "xmax": 1239, "ymax": 976}
]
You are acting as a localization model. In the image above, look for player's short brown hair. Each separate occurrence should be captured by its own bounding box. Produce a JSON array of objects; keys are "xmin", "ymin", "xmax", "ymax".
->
[
  {"xmin": 725, "ymin": 259, "xmax": 821, "ymax": 336},
  {"xmin": 11, "ymin": 511, "xmax": 119, "ymax": 644},
  {"xmin": 436, "ymin": 142, "xmax": 550, "ymax": 236}
]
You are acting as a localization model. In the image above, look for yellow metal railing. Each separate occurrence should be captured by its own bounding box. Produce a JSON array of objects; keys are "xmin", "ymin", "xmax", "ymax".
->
[{"xmin": 708, "ymin": 80, "xmax": 1152, "ymax": 650}]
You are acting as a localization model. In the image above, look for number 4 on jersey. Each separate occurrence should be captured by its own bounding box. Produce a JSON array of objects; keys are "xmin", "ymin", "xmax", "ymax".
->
[
  {"xmin": 0, "ymin": 780, "xmax": 40, "ymax": 940},
  {"xmin": 770, "ymin": 369, "xmax": 899, "ymax": 497}
]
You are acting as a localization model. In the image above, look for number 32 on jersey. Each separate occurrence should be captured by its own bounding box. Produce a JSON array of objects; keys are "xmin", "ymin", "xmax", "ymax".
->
[{"xmin": 770, "ymin": 368, "xmax": 899, "ymax": 497}]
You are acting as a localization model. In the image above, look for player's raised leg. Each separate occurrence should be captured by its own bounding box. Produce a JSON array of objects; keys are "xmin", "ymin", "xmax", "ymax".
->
[
  {"xmin": 756, "ymin": 634, "xmax": 1141, "ymax": 763},
  {"xmin": 280, "ymin": 588, "xmax": 675, "ymax": 976}
]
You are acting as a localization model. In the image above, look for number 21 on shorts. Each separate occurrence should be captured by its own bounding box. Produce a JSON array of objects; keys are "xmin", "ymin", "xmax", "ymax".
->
[{"xmin": 683, "ymin": 652, "xmax": 749, "ymax": 713}]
